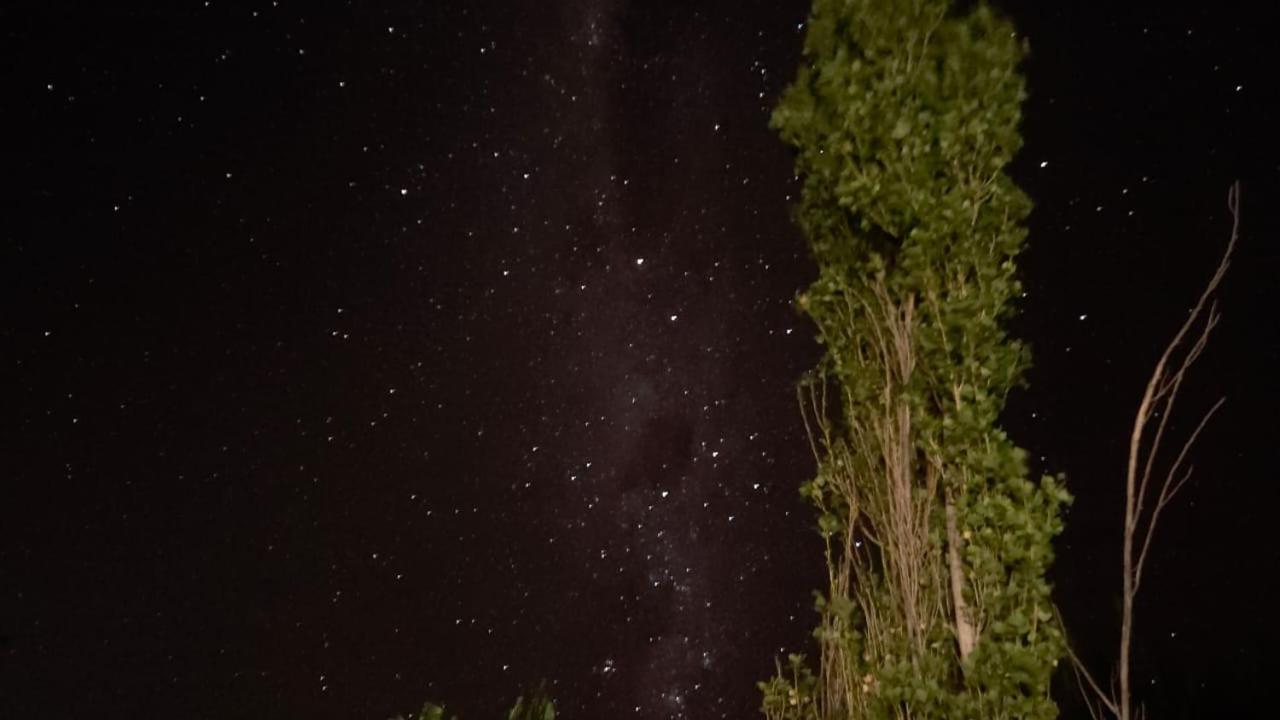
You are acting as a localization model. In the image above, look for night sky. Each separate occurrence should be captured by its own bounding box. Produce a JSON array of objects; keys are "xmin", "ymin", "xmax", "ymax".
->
[{"xmin": 3, "ymin": 2, "xmax": 1278, "ymax": 719}]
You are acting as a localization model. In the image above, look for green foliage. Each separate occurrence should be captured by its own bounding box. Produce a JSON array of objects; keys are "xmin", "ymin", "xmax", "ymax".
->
[
  {"xmin": 764, "ymin": 0, "xmax": 1070, "ymax": 718},
  {"xmin": 392, "ymin": 684, "xmax": 554, "ymax": 720},
  {"xmin": 507, "ymin": 681, "xmax": 555, "ymax": 720},
  {"xmin": 760, "ymin": 654, "xmax": 820, "ymax": 720},
  {"xmin": 392, "ymin": 702, "xmax": 457, "ymax": 720}
]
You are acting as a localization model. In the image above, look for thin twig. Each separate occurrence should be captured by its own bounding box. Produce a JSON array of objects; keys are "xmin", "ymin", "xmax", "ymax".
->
[{"xmin": 1112, "ymin": 181, "xmax": 1239, "ymax": 720}]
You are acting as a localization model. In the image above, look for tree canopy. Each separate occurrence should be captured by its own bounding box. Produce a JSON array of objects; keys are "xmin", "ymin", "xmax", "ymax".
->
[{"xmin": 761, "ymin": 1, "xmax": 1070, "ymax": 718}]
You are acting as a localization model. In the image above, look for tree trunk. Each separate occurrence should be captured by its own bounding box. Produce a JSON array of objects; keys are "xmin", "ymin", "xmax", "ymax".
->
[{"xmin": 945, "ymin": 494, "xmax": 977, "ymax": 662}]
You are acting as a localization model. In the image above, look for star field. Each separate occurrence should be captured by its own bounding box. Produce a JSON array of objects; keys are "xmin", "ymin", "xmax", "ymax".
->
[{"xmin": 3, "ymin": 3, "xmax": 1279, "ymax": 719}]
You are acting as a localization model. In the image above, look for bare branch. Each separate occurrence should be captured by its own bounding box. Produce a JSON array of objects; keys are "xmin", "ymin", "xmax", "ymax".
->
[
  {"xmin": 1058, "ymin": 606, "xmax": 1120, "ymax": 718},
  {"xmin": 1160, "ymin": 396, "xmax": 1226, "ymax": 509},
  {"xmin": 1112, "ymin": 181, "xmax": 1239, "ymax": 720},
  {"xmin": 1134, "ymin": 397, "xmax": 1225, "ymax": 587}
]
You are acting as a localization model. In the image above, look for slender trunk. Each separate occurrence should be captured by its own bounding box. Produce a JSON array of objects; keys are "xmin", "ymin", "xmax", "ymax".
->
[
  {"xmin": 1120, "ymin": 542, "xmax": 1133, "ymax": 720},
  {"xmin": 945, "ymin": 495, "xmax": 976, "ymax": 662},
  {"xmin": 1122, "ymin": 351, "xmax": 1153, "ymax": 720},
  {"xmin": 1116, "ymin": 458, "xmax": 1136, "ymax": 717}
]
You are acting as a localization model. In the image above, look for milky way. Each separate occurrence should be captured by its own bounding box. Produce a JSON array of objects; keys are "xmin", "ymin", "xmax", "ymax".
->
[{"xmin": 463, "ymin": 2, "xmax": 822, "ymax": 714}]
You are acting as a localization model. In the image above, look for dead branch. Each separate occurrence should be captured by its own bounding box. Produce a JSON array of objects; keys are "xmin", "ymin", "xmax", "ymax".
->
[{"xmin": 1069, "ymin": 181, "xmax": 1238, "ymax": 720}]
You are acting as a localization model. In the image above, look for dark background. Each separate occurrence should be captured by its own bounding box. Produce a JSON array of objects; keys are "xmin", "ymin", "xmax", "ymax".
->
[{"xmin": 2, "ymin": 2, "xmax": 1276, "ymax": 718}]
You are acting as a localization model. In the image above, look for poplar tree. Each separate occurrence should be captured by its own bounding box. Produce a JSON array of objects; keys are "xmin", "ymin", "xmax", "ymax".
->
[{"xmin": 760, "ymin": 1, "xmax": 1070, "ymax": 718}]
